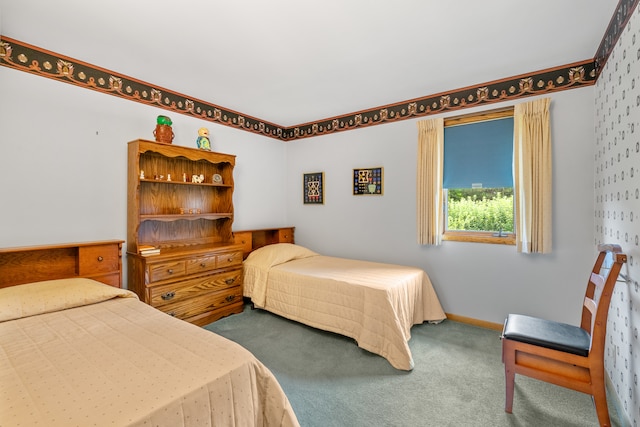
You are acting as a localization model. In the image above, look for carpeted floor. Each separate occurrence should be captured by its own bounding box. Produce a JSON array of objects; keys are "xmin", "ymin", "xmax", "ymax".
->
[{"xmin": 205, "ymin": 304, "xmax": 622, "ymax": 427}]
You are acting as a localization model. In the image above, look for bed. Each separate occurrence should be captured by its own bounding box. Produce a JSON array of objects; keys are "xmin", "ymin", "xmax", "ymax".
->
[
  {"xmin": 242, "ymin": 243, "xmax": 446, "ymax": 371},
  {"xmin": 0, "ymin": 242, "xmax": 299, "ymax": 427}
]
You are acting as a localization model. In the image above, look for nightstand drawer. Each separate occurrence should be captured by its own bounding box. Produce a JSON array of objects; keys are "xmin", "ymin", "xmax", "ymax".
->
[
  {"xmin": 148, "ymin": 261, "xmax": 186, "ymax": 282},
  {"xmin": 79, "ymin": 244, "xmax": 120, "ymax": 275},
  {"xmin": 149, "ymin": 268, "xmax": 242, "ymax": 308},
  {"xmin": 158, "ymin": 286, "xmax": 243, "ymax": 320},
  {"xmin": 186, "ymin": 255, "xmax": 217, "ymax": 275},
  {"xmin": 216, "ymin": 251, "xmax": 243, "ymax": 269}
]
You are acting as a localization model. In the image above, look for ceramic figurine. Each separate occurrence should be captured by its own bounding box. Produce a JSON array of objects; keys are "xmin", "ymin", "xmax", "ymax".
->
[
  {"xmin": 154, "ymin": 115, "xmax": 174, "ymax": 144},
  {"xmin": 157, "ymin": 115, "xmax": 172, "ymax": 126},
  {"xmin": 196, "ymin": 127, "xmax": 211, "ymax": 150}
]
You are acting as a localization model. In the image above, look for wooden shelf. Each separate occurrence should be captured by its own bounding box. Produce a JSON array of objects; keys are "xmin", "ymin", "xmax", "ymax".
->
[
  {"xmin": 127, "ymin": 139, "xmax": 236, "ymax": 254},
  {"xmin": 140, "ymin": 213, "xmax": 234, "ymax": 222},
  {"xmin": 140, "ymin": 179, "xmax": 232, "ymax": 188}
]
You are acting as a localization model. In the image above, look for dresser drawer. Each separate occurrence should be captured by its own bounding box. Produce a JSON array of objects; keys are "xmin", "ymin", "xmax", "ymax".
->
[
  {"xmin": 148, "ymin": 268, "xmax": 243, "ymax": 308},
  {"xmin": 148, "ymin": 260, "xmax": 186, "ymax": 282},
  {"xmin": 78, "ymin": 244, "xmax": 120, "ymax": 275},
  {"xmin": 216, "ymin": 250, "xmax": 243, "ymax": 269},
  {"xmin": 186, "ymin": 255, "xmax": 217, "ymax": 276},
  {"xmin": 157, "ymin": 286, "xmax": 243, "ymax": 320}
]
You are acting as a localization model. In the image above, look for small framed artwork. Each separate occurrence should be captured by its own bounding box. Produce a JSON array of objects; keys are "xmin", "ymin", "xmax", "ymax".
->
[
  {"xmin": 303, "ymin": 172, "xmax": 325, "ymax": 204},
  {"xmin": 353, "ymin": 167, "xmax": 383, "ymax": 195}
]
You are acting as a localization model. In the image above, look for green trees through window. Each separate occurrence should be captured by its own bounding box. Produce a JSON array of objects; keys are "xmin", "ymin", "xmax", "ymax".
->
[{"xmin": 446, "ymin": 188, "xmax": 514, "ymax": 233}]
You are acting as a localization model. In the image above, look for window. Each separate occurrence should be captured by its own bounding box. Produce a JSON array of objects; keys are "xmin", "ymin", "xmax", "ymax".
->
[{"xmin": 442, "ymin": 108, "xmax": 515, "ymax": 245}]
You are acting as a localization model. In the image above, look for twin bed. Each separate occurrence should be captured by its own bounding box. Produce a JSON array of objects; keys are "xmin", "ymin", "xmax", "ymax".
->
[
  {"xmin": 0, "ymin": 237, "xmax": 446, "ymax": 425},
  {"xmin": 0, "ymin": 242, "xmax": 299, "ymax": 427},
  {"xmin": 242, "ymin": 243, "xmax": 446, "ymax": 371}
]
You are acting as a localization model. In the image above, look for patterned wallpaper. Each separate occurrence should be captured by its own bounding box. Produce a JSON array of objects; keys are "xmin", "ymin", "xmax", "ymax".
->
[{"xmin": 594, "ymin": 3, "xmax": 640, "ymax": 425}]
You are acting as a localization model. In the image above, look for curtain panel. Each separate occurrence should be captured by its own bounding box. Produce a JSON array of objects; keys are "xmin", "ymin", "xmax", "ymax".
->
[
  {"xmin": 416, "ymin": 118, "xmax": 444, "ymax": 245},
  {"xmin": 514, "ymin": 98, "xmax": 552, "ymax": 254}
]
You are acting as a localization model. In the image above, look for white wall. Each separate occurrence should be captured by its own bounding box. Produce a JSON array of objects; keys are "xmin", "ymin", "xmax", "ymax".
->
[
  {"xmin": 285, "ymin": 88, "xmax": 596, "ymax": 326},
  {"xmin": 0, "ymin": 67, "xmax": 289, "ymax": 267},
  {"xmin": 1, "ymin": 51, "xmax": 598, "ymax": 328}
]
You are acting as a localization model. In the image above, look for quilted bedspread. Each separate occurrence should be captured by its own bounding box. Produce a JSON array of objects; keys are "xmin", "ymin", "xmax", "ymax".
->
[
  {"xmin": 243, "ymin": 244, "xmax": 446, "ymax": 370},
  {"xmin": 0, "ymin": 279, "xmax": 299, "ymax": 427}
]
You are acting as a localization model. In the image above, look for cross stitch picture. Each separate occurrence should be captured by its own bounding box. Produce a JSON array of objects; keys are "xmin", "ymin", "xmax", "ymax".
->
[
  {"xmin": 303, "ymin": 172, "xmax": 324, "ymax": 204},
  {"xmin": 353, "ymin": 167, "xmax": 383, "ymax": 195}
]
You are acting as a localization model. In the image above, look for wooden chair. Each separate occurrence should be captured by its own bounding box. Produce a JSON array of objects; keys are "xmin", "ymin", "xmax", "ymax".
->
[{"xmin": 501, "ymin": 244, "xmax": 627, "ymax": 427}]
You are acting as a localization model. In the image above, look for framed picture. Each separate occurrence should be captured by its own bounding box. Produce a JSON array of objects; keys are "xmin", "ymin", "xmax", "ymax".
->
[
  {"xmin": 303, "ymin": 172, "xmax": 325, "ymax": 204},
  {"xmin": 353, "ymin": 167, "xmax": 383, "ymax": 195}
]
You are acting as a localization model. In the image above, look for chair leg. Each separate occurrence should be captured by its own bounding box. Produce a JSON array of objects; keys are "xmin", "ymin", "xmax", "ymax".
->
[
  {"xmin": 591, "ymin": 377, "xmax": 611, "ymax": 427},
  {"xmin": 503, "ymin": 345, "xmax": 515, "ymax": 413}
]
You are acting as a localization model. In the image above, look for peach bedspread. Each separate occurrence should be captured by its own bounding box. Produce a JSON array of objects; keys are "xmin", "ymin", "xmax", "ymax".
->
[
  {"xmin": 0, "ymin": 279, "xmax": 299, "ymax": 427},
  {"xmin": 243, "ymin": 244, "xmax": 446, "ymax": 370}
]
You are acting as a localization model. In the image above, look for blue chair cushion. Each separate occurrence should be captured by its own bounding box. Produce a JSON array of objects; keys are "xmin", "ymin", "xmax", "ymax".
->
[{"xmin": 502, "ymin": 314, "xmax": 591, "ymax": 357}]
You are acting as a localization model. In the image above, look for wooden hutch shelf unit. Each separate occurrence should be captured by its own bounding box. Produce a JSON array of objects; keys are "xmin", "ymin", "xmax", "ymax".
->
[
  {"xmin": 127, "ymin": 139, "xmax": 243, "ymax": 326},
  {"xmin": 0, "ymin": 240, "xmax": 124, "ymax": 289}
]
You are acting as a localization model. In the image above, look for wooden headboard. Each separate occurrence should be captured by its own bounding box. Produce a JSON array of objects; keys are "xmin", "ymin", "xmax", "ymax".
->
[
  {"xmin": 0, "ymin": 240, "xmax": 124, "ymax": 289},
  {"xmin": 233, "ymin": 227, "xmax": 295, "ymax": 259}
]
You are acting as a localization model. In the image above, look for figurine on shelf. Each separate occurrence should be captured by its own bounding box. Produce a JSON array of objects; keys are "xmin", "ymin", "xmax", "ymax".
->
[
  {"xmin": 196, "ymin": 127, "xmax": 211, "ymax": 151},
  {"xmin": 154, "ymin": 115, "xmax": 174, "ymax": 144}
]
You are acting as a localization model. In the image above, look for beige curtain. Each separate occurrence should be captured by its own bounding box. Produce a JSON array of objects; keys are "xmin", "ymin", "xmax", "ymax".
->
[
  {"xmin": 416, "ymin": 118, "xmax": 444, "ymax": 245},
  {"xmin": 514, "ymin": 98, "xmax": 552, "ymax": 254}
]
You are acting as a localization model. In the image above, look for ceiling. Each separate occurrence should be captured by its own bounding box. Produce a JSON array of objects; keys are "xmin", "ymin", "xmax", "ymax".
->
[{"xmin": 0, "ymin": 0, "xmax": 620, "ymax": 127}]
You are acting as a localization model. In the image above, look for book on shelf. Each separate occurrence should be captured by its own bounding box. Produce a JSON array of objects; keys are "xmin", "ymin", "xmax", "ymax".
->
[{"xmin": 138, "ymin": 245, "xmax": 160, "ymax": 256}]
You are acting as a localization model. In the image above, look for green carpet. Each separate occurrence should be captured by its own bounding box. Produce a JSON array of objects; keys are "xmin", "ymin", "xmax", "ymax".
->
[{"xmin": 206, "ymin": 305, "xmax": 621, "ymax": 427}]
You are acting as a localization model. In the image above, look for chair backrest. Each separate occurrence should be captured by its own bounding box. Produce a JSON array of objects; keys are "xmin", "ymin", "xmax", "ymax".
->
[{"xmin": 580, "ymin": 244, "xmax": 627, "ymax": 355}]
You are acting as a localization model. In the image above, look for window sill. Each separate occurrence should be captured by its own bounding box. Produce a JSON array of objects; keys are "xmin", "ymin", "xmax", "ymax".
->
[{"xmin": 443, "ymin": 231, "xmax": 515, "ymax": 245}]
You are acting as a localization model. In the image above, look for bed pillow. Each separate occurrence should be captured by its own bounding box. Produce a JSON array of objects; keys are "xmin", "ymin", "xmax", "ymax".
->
[
  {"xmin": 0, "ymin": 278, "xmax": 138, "ymax": 322},
  {"xmin": 244, "ymin": 243, "xmax": 318, "ymax": 269},
  {"xmin": 243, "ymin": 244, "xmax": 318, "ymax": 308}
]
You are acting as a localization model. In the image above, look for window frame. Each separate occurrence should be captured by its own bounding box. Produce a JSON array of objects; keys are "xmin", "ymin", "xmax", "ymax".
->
[{"xmin": 441, "ymin": 107, "xmax": 516, "ymax": 245}]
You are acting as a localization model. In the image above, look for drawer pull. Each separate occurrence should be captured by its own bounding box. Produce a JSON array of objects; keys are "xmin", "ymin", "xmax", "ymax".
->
[
  {"xmin": 167, "ymin": 269, "xmax": 174, "ymax": 274},
  {"xmin": 168, "ymin": 311, "xmax": 176, "ymax": 317},
  {"xmin": 227, "ymin": 258, "xmax": 234, "ymax": 262},
  {"xmin": 200, "ymin": 263, "xmax": 207, "ymax": 268},
  {"xmin": 97, "ymin": 256, "xmax": 104, "ymax": 262},
  {"xmin": 225, "ymin": 295, "xmax": 236, "ymax": 302},
  {"xmin": 161, "ymin": 291, "xmax": 176, "ymax": 301},
  {"xmin": 225, "ymin": 278, "xmax": 235, "ymax": 285}
]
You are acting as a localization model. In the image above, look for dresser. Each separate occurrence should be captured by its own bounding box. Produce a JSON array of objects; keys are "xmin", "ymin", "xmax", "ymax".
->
[
  {"xmin": 126, "ymin": 139, "xmax": 242, "ymax": 325},
  {"xmin": 127, "ymin": 245, "xmax": 243, "ymax": 325}
]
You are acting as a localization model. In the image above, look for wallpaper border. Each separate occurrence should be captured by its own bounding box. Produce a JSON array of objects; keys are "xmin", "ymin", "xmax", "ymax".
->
[
  {"xmin": 594, "ymin": 0, "xmax": 640, "ymax": 76},
  {"xmin": 0, "ymin": 33, "xmax": 613, "ymax": 142},
  {"xmin": 0, "ymin": 37, "xmax": 286, "ymax": 140}
]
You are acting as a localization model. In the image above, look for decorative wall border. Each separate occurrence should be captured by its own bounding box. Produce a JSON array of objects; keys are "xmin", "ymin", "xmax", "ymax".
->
[
  {"xmin": 594, "ymin": 0, "xmax": 640, "ymax": 76},
  {"xmin": 0, "ymin": 37, "xmax": 286, "ymax": 140},
  {"xmin": 3, "ymin": 0, "xmax": 638, "ymax": 145},
  {"xmin": 285, "ymin": 60, "xmax": 596, "ymax": 141}
]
